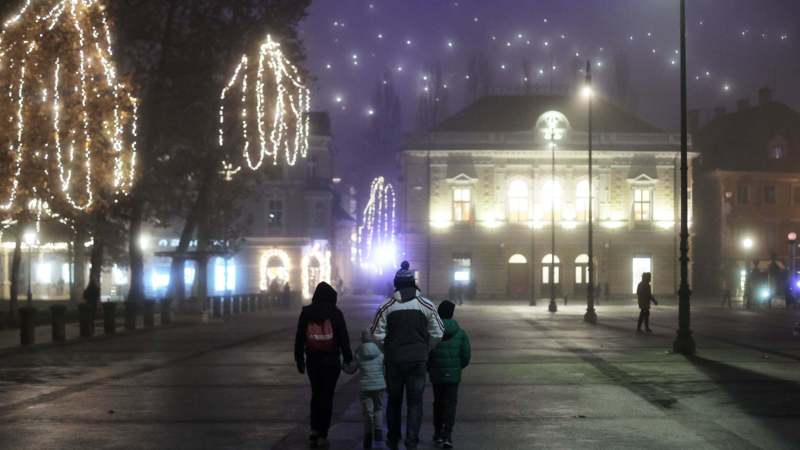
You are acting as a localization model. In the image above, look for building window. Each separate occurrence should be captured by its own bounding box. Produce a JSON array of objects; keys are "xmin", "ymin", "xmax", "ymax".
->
[
  {"xmin": 313, "ymin": 200, "xmax": 326, "ymax": 228},
  {"xmin": 268, "ymin": 200, "xmax": 283, "ymax": 227},
  {"xmin": 540, "ymin": 180, "xmax": 562, "ymax": 221},
  {"xmin": 214, "ymin": 257, "xmax": 236, "ymax": 292},
  {"xmin": 793, "ymin": 186, "xmax": 800, "ymax": 206},
  {"xmin": 508, "ymin": 180, "xmax": 529, "ymax": 223},
  {"xmin": 770, "ymin": 146, "xmax": 784, "ymax": 160},
  {"xmin": 633, "ymin": 188, "xmax": 652, "ymax": 222},
  {"xmin": 576, "ymin": 180, "xmax": 592, "ymax": 222},
  {"xmin": 541, "ymin": 254, "xmax": 560, "ymax": 285},
  {"xmin": 737, "ymin": 184, "xmax": 749, "ymax": 205},
  {"xmin": 453, "ymin": 255, "xmax": 471, "ymax": 284},
  {"xmin": 453, "ymin": 187, "xmax": 472, "ymax": 222},
  {"xmin": 764, "ymin": 185, "xmax": 777, "ymax": 205},
  {"xmin": 574, "ymin": 254, "xmax": 590, "ymax": 284}
]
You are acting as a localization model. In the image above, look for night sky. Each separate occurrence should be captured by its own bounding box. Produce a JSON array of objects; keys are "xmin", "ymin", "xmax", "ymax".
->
[{"xmin": 300, "ymin": 0, "xmax": 800, "ymax": 178}]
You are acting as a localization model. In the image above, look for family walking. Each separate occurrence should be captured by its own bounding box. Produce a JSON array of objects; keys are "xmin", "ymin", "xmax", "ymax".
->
[{"xmin": 294, "ymin": 262, "xmax": 471, "ymax": 449}]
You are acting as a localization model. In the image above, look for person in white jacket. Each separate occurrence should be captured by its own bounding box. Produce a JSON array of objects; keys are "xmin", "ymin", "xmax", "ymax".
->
[{"xmin": 370, "ymin": 261, "xmax": 444, "ymax": 450}]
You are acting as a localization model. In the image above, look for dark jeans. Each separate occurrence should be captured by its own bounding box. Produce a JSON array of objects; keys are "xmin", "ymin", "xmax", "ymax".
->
[
  {"xmin": 637, "ymin": 308, "xmax": 651, "ymax": 330},
  {"xmin": 307, "ymin": 362, "xmax": 341, "ymax": 437},
  {"xmin": 386, "ymin": 361, "xmax": 426, "ymax": 447},
  {"xmin": 432, "ymin": 383, "xmax": 459, "ymax": 438}
]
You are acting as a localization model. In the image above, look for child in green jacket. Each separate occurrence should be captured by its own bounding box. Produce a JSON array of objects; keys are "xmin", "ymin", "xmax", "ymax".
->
[{"xmin": 427, "ymin": 300, "xmax": 471, "ymax": 449}]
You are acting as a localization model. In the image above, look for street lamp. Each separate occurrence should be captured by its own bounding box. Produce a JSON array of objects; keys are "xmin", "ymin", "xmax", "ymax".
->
[
  {"xmin": 673, "ymin": 0, "xmax": 696, "ymax": 355},
  {"xmin": 583, "ymin": 60, "xmax": 598, "ymax": 324},
  {"xmin": 24, "ymin": 229, "xmax": 36, "ymax": 305}
]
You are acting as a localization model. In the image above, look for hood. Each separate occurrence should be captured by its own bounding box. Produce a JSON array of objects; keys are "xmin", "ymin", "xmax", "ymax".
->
[
  {"xmin": 443, "ymin": 319, "xmax": 461, "ymax": 339},
  {"xmin": 312, "ymin": 282, "xmax": 337, "ymax": 305},
  {"xmin": 358, "ymin": 342, "xmax": 382, "ymax": 361}
]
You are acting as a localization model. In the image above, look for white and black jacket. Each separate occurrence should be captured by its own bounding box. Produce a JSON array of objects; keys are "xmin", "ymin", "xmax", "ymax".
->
[{"xmin": 370, "ymin": 288, "xmax": 445, "ymax": 363}]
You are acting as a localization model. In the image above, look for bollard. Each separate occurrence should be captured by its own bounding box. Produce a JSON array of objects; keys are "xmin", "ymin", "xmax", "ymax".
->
[
  {"xmin": 19, "ymin": 306, "xmax": 37, "ymax": 346},
  {"xmin": 103, "ymin": 302, "xmax": 117, "ymax": 335},
  {"xmin": 250, "ymin": 295, "xmax": 257, "ymax": 312},
  {"xmin": 213, "ymin": 297, "xmax": 222, "ymax": 318},
  {"xmin": 143, "ymin": 300, "xmax": 155, "ymax": 328},
  {"xmin": 0, "ymin": 311, "xmax": 5, "ymax": 330},
  {"xmin": 124, "ymin": 301, "xmax": 137, "ymax": 331},
  {"xmin": 160, "ymin": 298, "xmax": 172, "ymax": 325},
  {"xmin": 240, "ymin": 295, "xmax": 248, "ymax": 313},
  {"xmin": 223, "ymin": 297, "xmax": 232, "ymax": 319},
  {"xmin": 232, "ymin": 296, "xmax": 241, "ymax": 314},
  {"xmin": 79, "ymin": 303, "xmax": 94, "ymax": 337},
  {"xmin": 50, "ymin": 305, "xmax": 67, "ymax": 342}
]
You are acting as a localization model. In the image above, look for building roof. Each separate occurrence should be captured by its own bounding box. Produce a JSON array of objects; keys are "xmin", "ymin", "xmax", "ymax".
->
[
  {"xmin": 433, "ymin": 94, "xmax": 662, "ymax": 134},
  {"xmin": 696, "ymin": 98, "xmax": 800, "ymax": 172},
  {"xmin": 308, "ymin": 111, "xmax": 331, "ymax": 137}
]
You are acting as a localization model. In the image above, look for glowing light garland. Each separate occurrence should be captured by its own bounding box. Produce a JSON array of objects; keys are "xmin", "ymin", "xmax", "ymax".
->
[
  {"xmin": 218, "ymin": 35, "xmax": 310, "ymax": 173},
  {"xmin": 259, "ymin": 248, "xmax": 291, "ymax": 291},
  {"xmin": 301, "ymin": 243, "xmax": 331, "ymax": 300},
  {"xmin": 0, "ymin": 0, "xmax": 138, "ymax": 213},
  {"xmin": 357, "ymin": 177, "xmax": 396, "ymax": 273}
]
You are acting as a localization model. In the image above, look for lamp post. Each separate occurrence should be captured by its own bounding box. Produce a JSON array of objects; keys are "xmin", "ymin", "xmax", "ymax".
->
[
  {"xmin": 583, "ymin": 61, "xmax": 597, "ymax": 324},
  {"xmin": 548, "ymin": 129, "xmax": 558, "ymax": 313},
  {"xmin": 672, "ymin": 0, "xmax": 696, "ymax": 355},
  {"xmin": 741, "ymin": 236, "xmax": 754, "ymax": 309},
  {"xmin": 24, "ymin": 230, "xmax": 36, "ymax": 306}
]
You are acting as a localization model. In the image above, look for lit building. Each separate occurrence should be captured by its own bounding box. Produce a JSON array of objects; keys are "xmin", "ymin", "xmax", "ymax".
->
[
  {"xmin": 400, "ymin": 94, "xmax": 696, "ymax": 300},
  {"xmin": 693, "ymin": 87, "xmax": 800, "ymax": 297}
]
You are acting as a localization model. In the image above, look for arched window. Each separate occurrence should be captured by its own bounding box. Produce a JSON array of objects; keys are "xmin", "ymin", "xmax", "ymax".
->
[
  {"xmin": 508, "ymin": 254, "xmax": 528, "ymax": 264},
  {"xmin": 576, "ymin": 180, "xmax": 591, "ymax": 222},
  {"xmin": 575, "ymin": 254, "xmax": 590, "ymax": 284},
  {"xmin": 541, "ymin": 254, "xmax": 560, "ymax": 284},
  {"xmin": 508, "ymin": 180, "xmax": 530, "ymax": 223},
  {"xmin": 540, "ymin": 180, "xmax": 562, "ymax": 221}
]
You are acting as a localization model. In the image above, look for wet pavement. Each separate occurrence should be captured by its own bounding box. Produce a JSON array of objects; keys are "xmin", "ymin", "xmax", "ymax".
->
[{"xmin": 0, "ymin": 297, "xmax": 799, "ymax": 449}]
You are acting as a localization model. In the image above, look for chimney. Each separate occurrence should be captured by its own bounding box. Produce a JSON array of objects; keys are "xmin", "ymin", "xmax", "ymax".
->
[
  {"xmin": 736, "ymin": 98, "xmax": 750, "ymax": 111},
  {"xmin": 688, "ymin": 109, "xmax": 700, "ymax": 133},
  {"xmin": 758, "ymin": 86, "xmax": 773, "ymax": 106},
  {"xmin": 713, "ymin": 106, "xmax": 727, "ymax": 119}
]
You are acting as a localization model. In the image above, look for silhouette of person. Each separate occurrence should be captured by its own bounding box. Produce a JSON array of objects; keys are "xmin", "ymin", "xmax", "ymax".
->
[{"xmin": 636, "ymin": 273, "xmax": 657, "ymax": 333}]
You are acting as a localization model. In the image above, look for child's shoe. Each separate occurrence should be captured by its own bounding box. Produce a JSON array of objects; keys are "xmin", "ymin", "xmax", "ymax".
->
[
  {"xmin": 362, "ymin": 432, "xmax": 373, "ymax": 449},
  {"xmin": 433, "ymin": 433, "xmax": 444, "ymax": 446},
  {"xmin": 442, "ymin": 437, "xmax": 454, "ymax": 449}
]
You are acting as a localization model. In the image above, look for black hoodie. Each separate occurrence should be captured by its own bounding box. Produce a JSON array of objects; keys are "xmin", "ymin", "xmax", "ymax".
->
[{"xmin": 294, "ymin": 282, "xmax": 353, "ymax": 369}]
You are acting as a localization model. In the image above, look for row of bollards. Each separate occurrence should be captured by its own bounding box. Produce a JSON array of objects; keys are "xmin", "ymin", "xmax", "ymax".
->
[
  {"xmin": 17, "ymin": 298, "xmax": 174, "ymax": 347},
  {"xmin": 209, "ymin": 293, "xmax": 274, "ymax": 320}
]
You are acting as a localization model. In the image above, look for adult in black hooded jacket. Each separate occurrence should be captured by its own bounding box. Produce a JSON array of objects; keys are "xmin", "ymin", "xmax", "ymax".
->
[{"xmin": 294, "ymin": 282, "xmax": 353, "ymax": 446}]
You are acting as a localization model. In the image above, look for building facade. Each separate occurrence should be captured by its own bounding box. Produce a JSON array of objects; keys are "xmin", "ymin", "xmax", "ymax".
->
[
  {"xmin": 400, "ymin": 95, "xmax": 695, "ymax": 300},
  {"xmin": 694, "ymin": 88, "xmax": 800, "ymax": 297}
]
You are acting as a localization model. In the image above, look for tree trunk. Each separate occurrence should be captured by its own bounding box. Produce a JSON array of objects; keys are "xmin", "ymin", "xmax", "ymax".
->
[
  {"xmin": 128, "ymin": 201, "xmax": 145, "ymax": 302},
  {"xmin": 8, "ymin": 228, "xmax": 21, "ymax": 321},
  {"xmin": 73, "ymin": 227, "xmax": 87, "ymax": 303},
  {"xmin": 89, "ymin": 240, "xmax": 104, "ymax": 292}
]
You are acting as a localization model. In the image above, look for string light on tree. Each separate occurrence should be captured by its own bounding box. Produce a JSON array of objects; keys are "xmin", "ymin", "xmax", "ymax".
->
[
  {"xmin": 0, "ymin": 0, "xmax": 138, "ymax": 213},
  {"xmin": 218, "ymin": 34, "xmax": 310, "ymax": 173},
  {"xmin": 358, "ymin": 176, "xmax": 396, "ymax": 274}
]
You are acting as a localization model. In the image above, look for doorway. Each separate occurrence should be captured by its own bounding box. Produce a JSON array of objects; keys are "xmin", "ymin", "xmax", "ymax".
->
[{"xmin": 507, "ymin": 254, "xmax": 529, "ymax": 298}]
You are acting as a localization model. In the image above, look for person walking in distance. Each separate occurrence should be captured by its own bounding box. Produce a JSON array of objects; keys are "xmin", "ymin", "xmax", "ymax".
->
[
  {"xmin": 427, "ymin": 300, "xmax": 470, "ymax": 449},
  {"xmin": 636, "ymin": 272, "xmax": 658, "ymax": 333},
  {"xmin": 371, "ymin": 261, "xmax": 444, "ymax": 450},
  {"xmin": 294, "ymin": 282, "xmax": 353, "ymax": 448}
]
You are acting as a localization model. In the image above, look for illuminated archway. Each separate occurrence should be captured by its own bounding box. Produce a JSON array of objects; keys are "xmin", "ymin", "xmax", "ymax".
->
[
  {"xmin": 301, "ymin": 243, "xmax": 331, "ymax": 299},
  {"xmin": 259, "ymin": 249, "xmax": 291, "ymax": 291},
  {"xmin": 508, "ymin": 254, "xmax": 528, "ymax": 264}
]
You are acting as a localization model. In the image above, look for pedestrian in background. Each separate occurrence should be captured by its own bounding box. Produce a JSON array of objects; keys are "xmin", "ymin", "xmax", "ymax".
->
[
  {"xmin": 294, "ymin": 282, "xmax": 353, "ymax": 448},
  {"xmin": 344, "ymin": 330, "xmax": 386, "ymax": 449},
  {"xmin": 371, "ymin": 261, "xmax": 444, "ymax": 450},
  {"xmin": 427, "ymin": 300, "xmax": 470, "ymax": 449},
  {"xmin": 636, "ymin": 272, "xmax": 658, "ymax": 333}
]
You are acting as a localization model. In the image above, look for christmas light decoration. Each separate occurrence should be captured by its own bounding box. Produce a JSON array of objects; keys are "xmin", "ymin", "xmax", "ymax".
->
[
  {"xmin": 0, "ymin": 0, "xmax": 138, "ymax": 213},
  {"xmin": 218, "ymin": 34, "xmax": 310, "ymax": 173},
  {"xmin": 357, "ymin": 177, "xmax": 396, "ymax": 273},
  {"xmin": 301, "ymin": 242, "xmax": 331, "ymax": 299},
  {"xmin": 259, "ymin": 248, "xmax": 291, "ymax": 291}
]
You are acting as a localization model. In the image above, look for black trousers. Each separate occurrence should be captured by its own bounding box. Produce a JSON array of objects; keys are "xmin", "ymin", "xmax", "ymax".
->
[
  {"xmin": 637, "ymin": 308, "xmax": 651, "ymax": 330},
  {"xmin": 386, "ymin": 361, "xmax": 426, "ymax": 447},
  {"xmin": 307, "ymin": 363, "xmax": 341, "ymax": 437},
  {"xmin": 432, "ymin": 383, "xmax": 459, "ymax": 438}
]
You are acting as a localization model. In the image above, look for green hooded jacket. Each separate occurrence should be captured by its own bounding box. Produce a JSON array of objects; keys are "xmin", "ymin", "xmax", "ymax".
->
[{"xmin": 427, "ymin": 319, "xmax": 471, "ymax": 384}]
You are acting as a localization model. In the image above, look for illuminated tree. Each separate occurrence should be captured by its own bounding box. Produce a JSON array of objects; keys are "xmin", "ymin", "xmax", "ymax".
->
[
  {"xmin": 358, "ymin": 177, "xmax": 396, "ymax": 274},
  {"xmin": 0, "ymin": 0, "xmax": 137, "ymax": 313}
]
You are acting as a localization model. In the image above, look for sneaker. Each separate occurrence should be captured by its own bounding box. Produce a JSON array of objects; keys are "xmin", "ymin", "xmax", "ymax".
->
[
  {"xmin": 442, "ymin": 438, "xmax": 454, "ymax": 449},
  {"xmin": 363, "ymin": 432, "xmax": 373, "ymax": 449},
  {"xmin": 434, "ymin": 434, "xmax": 444, "ymax": 445},
  {"xmin": 316, "ymin": 437, "xmax": 330, "ymax": 448},
  {"xmin": 645, "ymin": 328, "xmax": 653, "ymax": 333},
  {"xmin": 373, "ymin": 429, "xmax": 383, "ymax": 442},
  {"xmin": 308, "ymin": 432, "xmax": 318, "ymax": 448}
]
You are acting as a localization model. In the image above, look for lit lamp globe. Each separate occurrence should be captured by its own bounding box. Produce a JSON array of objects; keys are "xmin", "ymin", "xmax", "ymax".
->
[
  {"xmin": 23, "ymin": 230, "xmax": 37, "ymax": 246},
  {"xmin": 741, "ymin": 237, "xmax": 754, "ymax": 251}
]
